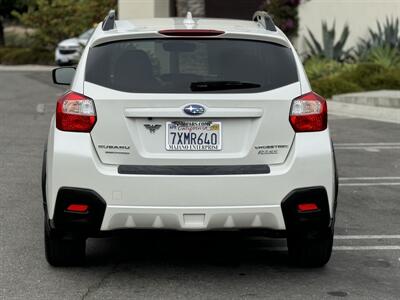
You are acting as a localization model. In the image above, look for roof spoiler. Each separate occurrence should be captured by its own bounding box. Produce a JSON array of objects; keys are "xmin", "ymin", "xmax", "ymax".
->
[
  {"xmin": 102, "ymin": 10, "xmax": 116, "ymax": 31},
  {"xmin": 252, "ymin": 11, "xmax": 277, "ymax": 32}
]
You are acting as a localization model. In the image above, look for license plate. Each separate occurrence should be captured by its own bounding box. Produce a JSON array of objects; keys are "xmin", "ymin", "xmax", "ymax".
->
[{"xmin": 166, "ymin": 121, "xmax": 222, "ymax": 151}]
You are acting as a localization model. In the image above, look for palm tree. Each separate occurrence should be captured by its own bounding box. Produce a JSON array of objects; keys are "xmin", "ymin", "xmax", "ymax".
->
[{"xmin": 176, "ymin": 0, "xmax": 205, "ymax": 17}]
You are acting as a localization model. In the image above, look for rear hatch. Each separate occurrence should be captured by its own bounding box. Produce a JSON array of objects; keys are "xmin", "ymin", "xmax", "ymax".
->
[{"xmin": 84, "ymin": 37, "xmax": 300, "ymax": 166}]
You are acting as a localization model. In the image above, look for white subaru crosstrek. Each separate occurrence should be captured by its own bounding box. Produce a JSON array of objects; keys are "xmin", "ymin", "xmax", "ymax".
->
[{"xmin": 44, "ymin": 11, "xmax": 337, "ymax": 267}]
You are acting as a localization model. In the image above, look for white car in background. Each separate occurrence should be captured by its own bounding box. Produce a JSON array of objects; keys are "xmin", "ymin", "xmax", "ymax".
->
[
  {"xmin": 55, "ymin": 29, "xmax": 94, "ymax": 65},
  {"xmin": 45, "ymin": 11, "xmax": 338, "ymax": 268}
]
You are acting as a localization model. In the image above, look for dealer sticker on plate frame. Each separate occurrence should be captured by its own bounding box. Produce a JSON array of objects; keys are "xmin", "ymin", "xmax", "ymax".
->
[{"xmin": 166, "ymin": 121, "xmax": 222, "ymax": 151}]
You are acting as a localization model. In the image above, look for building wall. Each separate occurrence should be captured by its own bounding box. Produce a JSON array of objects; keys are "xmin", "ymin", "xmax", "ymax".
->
[
  {"xmin": 118, "ymin": 0, "xmax": 400, "ymax": 57},
  {"xmin": 118, "ymin": 0, "xmax": 171, "ymax": 19},
  {"xmin": 297, "ymin": 0, "xmax": 400, "ymax": 56}
]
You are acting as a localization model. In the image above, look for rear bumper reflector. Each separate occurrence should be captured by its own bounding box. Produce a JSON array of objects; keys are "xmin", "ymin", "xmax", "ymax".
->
[
  {"xmin": 66, "ymin": 204, "xmax": 89, "ymax": 213},
  {"xmin": 118, "ymin": 165, "xmax": 270, "ymax": 175},
  {"xmin": 54, "ymin": 187, "xmax": 106, "ymax": 234}
]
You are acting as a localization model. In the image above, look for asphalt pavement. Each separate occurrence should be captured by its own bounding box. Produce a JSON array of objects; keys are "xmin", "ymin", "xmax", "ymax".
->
[{"xmin": 0, "ymin": 71, "xmax": 399, "ymax": 299}]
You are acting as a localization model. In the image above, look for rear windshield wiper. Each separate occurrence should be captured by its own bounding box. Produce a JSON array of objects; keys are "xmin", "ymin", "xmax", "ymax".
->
[{"xmin": 190, "ymin": 81, "xmax": 261, "ymax": 91}]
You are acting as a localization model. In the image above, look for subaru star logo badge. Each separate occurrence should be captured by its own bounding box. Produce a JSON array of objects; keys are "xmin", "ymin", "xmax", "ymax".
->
[{"xmin": 183, "ymin": 104, "xmax": 206, "ymax": 116}]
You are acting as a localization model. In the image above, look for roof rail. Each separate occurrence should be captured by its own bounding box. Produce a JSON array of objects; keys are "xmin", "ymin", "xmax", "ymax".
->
[
  {"xmin": 102, "ymin": 10, "xmax": 116, "ymax": 31},
  {"xmin": 252, "ymin": 11, "xmax": 277, "ymax": 32}
]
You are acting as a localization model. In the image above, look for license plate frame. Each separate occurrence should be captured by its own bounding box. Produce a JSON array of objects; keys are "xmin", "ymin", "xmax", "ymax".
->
[{"xmin": 166, "ymin": 120, "xmax": 222, "ymax": 151}]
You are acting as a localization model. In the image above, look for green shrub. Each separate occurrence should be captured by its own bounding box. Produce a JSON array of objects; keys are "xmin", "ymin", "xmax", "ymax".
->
[
  {"xmin": 311, "ymin": 76, "xmax": 362, "ymax": 99},
  {"xmin": 364, "ymin": 46, "xmax": 400, "ymax": 68},
  {"xmin": 309, "ymin": 63, "xmax": 400, "ymax": 98},
  {"xmin": 339, "ymin": 63, "xmax": 397, "ymax": 89},
  {"xmin": 304, "ymin": 58, "xmax": 355, "ymax": 81},
  {"xmin": 357, "ymin": 67, "xmax": 400, "ymax": 90},
  {"xmin": 305, "ymin": 58, "xmax": 340, "ymax": 81},
  {"xmin": 4, "ymin": 31, "xmax": 35, "ymax": 48},
  {"xmin": 15, "ymin": 0, "xmax": 117, "ymax": 50},
  {"xmin": 0, "ymin": 47, "xmax": 53, "ymax": 65}
]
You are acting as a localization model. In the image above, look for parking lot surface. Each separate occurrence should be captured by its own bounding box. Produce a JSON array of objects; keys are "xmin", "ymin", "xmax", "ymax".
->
[{"xmin": 0, "ymin": 71, "xmax": 399, "ymax": 299}]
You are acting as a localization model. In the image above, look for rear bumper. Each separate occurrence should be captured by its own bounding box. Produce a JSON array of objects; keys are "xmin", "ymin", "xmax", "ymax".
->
[
  {"xmin": 52, "ymin": 186, "xmax": 332, "ymax": 235},
  {"xmin": 102, "ymin": 203, "xmax": 283, "ymax": 231},
  {"xmin": 46, "ymin": 123, "xmax": 335, "ymax": 233}
]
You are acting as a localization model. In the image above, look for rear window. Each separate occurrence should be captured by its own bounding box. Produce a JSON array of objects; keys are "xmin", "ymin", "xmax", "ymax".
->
[{"xmin": 85, "ymin": 39, "xmax": 298, "ymax": 93}]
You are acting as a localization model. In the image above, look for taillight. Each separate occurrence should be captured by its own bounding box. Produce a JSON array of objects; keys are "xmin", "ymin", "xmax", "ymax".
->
[
  {"xmin": 56, "ymin": 91, "xmax": 96, "ymax": 132},
  {"xmin": 289, "ymin": 92, "xmax": 327, "ymax": 132}
]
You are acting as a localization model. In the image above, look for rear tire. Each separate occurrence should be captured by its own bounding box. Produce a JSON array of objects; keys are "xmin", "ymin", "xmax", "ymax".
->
[
  {"xmin": 287, "ymin": 229, "xmax": 333, "ymax": 268},
  {"xmin": 44, "ymin": 218, "xmax": 86, "ymax": 267}
]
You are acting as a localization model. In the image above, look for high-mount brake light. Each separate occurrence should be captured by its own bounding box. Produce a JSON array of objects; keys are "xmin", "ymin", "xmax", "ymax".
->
[
  {"xmin": 158, "ymin": 29, "xmax": 225, "ymax": 36},
  {"xmin": 56, "ymin": 91, "xmax": 96, "ymax": 132},
  {"xmin": 289, "ymin": 92, "xmax": 327, "ymax": 132}
]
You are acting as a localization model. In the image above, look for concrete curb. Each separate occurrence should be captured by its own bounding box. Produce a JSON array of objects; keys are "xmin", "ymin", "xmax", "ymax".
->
[
  {"xmin": 0, "ymin": 65, "xmax": 55, "ymax": 72},
  {"xmin": 328, "ymin": 101, "xmax": 400, "ymax": 124},
  {"xmin": 332, "ymin": 90, "xmax": 400, "ymax": 109}
]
